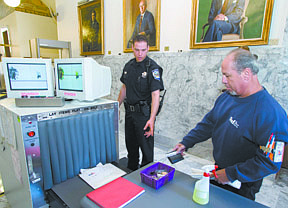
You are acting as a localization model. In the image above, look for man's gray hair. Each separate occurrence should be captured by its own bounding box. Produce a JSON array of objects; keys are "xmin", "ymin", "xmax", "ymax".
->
[
  {"xmin": 229, "ymin": 48, "xmax": 259, "ymax": 75},
  {"xmin": 140, "ymin": 0, "xmax": 147, "ymax": 6}
]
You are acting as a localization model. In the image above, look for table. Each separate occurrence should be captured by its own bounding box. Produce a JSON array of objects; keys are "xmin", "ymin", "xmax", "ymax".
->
[{"xmin": 80, "ymin": 162, "xmax": 268, "ymax": 208}]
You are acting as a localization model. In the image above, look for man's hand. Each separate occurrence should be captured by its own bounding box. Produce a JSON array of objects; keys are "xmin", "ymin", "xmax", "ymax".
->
[
  {"xmin": 214, "ymin": 14, "xmax": 226, "ymax": 21},
  {"xmin": 172, "ymin": 143, "xmax": 186, "ymax": 155},
  {"xmin": 143, "ymin": 90, "xmax": 160, "ymax": 138},
  {"xmin": 144, "ymin": 118, "xmax": 154, "ymax": 138},
  {"xmin": 212, "ymin": 169, "xmax": 230, "ymax": 185}
]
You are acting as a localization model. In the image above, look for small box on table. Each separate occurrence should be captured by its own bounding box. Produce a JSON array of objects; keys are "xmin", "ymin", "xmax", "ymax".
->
[{"xmin": 140, "ymin": 162, "xmax": 175, "ymax": 189}]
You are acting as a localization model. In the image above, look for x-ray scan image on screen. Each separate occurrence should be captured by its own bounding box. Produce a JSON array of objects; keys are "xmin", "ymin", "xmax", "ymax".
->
[
  {"xmin": 7, "ymin": 63, "xmax": 48, "ymax": 90},
  {"xmin": 57, "ymin": 63, "xmax": 83, "ymax": 91}
]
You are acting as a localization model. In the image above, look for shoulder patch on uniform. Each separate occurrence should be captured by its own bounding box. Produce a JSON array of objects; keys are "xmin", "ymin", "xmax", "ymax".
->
[{"xmin": 152, "ymin": 69, "xmax": 160, "ymax": 81}]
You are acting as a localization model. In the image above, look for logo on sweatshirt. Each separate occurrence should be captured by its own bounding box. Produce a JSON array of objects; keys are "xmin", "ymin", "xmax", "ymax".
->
[{"xmin": 229, "ymin": 117, "xmax": 239, "ymax": 128}]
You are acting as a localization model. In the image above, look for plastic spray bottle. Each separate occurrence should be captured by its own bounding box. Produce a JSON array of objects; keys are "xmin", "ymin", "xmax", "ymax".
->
[{"xmin": 192, "ymin": 165, "xmax": 218, "ymax": 205}]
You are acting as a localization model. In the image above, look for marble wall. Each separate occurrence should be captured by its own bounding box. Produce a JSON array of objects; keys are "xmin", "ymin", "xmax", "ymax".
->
[{"xmin": 94, "ymin": 17, "xmax": 288, "ymax": 146}]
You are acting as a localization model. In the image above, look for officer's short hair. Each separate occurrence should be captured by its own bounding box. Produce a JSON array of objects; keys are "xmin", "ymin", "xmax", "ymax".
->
[
  {"xmin": 133, "ymin": 35, "xmax": 149, "ymax": 46},
  {"xmin": 229, "ymin": 48, "xmax": 259, "ymax": 75}
]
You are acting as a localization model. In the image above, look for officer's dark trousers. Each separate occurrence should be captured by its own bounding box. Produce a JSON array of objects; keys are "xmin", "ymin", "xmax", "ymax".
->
[
  {"xmin": 203, "ymin": 20, "xmax": 235, "ymax": 42},
  {"xmin": 210, "ymin": 179, "xmax": 263, "ymax": 201},
  {"xmin": 125, "ymin": 111, "xmax": 154, "ymax": 171}
]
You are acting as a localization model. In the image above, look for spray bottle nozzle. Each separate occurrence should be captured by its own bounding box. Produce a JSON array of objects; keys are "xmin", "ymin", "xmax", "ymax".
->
[
  {"xmin": 203, "ymin": 172, "xmax": 210, "ymax": 177},
  {"xmin": 211, "ymin": 165, "xmax": 219, "ymax": 179},
  {"xmin": 201, "ymin": 165, "xmax": 218, "ymax": 177}
]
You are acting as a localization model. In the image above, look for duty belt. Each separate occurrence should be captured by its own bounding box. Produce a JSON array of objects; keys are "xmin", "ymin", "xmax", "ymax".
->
[{"xmin": 126, "ymin": 103, "xmax": 141, "ymax": 112}]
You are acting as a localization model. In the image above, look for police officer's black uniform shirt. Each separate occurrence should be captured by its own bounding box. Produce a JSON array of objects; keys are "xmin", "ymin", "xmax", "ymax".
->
[{"xmin": 120, "ymin": 56, "xmax": 164, "ymax": 105}]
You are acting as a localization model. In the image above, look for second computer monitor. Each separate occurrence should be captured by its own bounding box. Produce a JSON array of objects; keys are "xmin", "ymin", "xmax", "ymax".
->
[{"xmin": 54, "ymin": 57, "xmax": 111, "ymax": 101}]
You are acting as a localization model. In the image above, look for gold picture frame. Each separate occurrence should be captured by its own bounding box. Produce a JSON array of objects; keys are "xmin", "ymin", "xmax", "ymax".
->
[
  {"xmin": 190, "ymin": 0, "xmax": 274, "ymax": 49},
  {"xmin": 123, "ymin": 0, "xmax": 161, "ymax": 53},
  {"xmin": 78, "ymin": 0, "xmax": 104, "ymax": 55}
]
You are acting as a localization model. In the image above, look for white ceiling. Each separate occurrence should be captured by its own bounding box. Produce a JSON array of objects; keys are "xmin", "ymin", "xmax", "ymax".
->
[{"xmin": 0, "ymin": 0, "xmax": 56, "ymax": 20}]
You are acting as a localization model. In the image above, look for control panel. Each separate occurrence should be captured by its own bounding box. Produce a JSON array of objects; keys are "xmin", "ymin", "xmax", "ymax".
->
[{"xmin": 21, "ymin": 114, "xmax": 46, "ymax": 207}]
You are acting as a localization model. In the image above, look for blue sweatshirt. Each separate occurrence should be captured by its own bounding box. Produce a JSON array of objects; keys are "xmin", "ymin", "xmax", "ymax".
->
[{"xmin": 181, "ymin": 88, "xmax": 288, "ymax": 183}]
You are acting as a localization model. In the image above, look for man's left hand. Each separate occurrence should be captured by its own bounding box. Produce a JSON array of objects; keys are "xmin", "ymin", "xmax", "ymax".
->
[{"xmin": 144, "ymin": 119, "xmax": 154, "ymax": 138}]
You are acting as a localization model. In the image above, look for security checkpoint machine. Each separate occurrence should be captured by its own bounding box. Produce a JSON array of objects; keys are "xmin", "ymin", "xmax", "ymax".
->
[{"xmin": 0, "ymin": 98, "xmax": 119, "ymax": 208}]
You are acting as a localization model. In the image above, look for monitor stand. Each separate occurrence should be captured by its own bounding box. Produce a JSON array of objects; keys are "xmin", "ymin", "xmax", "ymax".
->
[{"xmin": 15, "ymin": 97, "xmax": 65, "ymax": 107}]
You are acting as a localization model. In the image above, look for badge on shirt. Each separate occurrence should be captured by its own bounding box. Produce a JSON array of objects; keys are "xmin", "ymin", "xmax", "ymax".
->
[
  {"xmin": 152, "ymin": 69, "xmax": 160, "ymax": 81},
  {"xmin": 142, "ymin": 71, "xmax": 147, "ymax": 78}
]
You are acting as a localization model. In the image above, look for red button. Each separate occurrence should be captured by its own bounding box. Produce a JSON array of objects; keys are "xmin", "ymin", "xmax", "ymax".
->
[{"xmin": 27, "ymin": 131, "xmax": 35, "ymax": 137}]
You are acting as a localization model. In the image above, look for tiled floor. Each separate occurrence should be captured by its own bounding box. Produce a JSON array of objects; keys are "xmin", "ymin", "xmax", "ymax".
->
[{"xmin": 0, "ymin": 131, "xmax": 287, "ymax": 208}]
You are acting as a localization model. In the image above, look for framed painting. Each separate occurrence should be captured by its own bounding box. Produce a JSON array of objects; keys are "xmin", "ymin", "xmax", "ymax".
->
[
  {"xmin": 123, "ymin": 0, "xmax": 161, "ymax": 53},
  {"xmin": 190, "ymin": 0, "xmax": 274, "ymax": 49},
  {"xmin": 78, "ymin": 0, "xmax": 104, "ymax": 55}
]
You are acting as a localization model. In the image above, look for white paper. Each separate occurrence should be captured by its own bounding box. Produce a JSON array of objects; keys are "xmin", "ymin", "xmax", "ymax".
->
[
  {"xmin": 166, "ymin": 151, "xmax": 178, "ymax": 158},
  {"xmin": 79, "ymin": 163, "xmax": 126, "ymax": 189}
]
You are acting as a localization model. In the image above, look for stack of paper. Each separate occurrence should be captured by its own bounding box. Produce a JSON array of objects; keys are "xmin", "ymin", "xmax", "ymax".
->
[{"xmin": 79, "ymin": 163, "xmax": 126, "ymax": 189}]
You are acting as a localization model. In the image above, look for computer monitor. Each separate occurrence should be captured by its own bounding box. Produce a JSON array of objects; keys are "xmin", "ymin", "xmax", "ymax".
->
[
  {"xmin": 1, "ymin": 58, "xmax": 55, "ymax": 98},
  {"xmin": 54, "ymin": 57, "xmax": 111, "ymax": 101}
]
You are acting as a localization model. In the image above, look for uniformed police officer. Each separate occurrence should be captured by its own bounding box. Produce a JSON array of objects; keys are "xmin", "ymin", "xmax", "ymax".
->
[{"xmin": 117, "ymin": 35, "xmax": 164, "ymax": 171}]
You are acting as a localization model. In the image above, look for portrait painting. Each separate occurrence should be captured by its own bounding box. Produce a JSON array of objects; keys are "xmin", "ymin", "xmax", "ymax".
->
[
  {"xmin": 190, "ymin": 0, "xmax": 274, "ymax": 49},
  {"xmin": 78, "ymin": 0, "xmax": 104, "ymax": 55},
  {"xmin": 123, "ymin": 0, "xmax": 161, "ymax": 52}
]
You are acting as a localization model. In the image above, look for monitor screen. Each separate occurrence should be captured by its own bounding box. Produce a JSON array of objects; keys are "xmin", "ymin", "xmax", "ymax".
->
[
  {"xmin": 7, "ymin": 63, "xmax": 48, "ymax": 90},
  {"xmin": 57, "ymin": 63, "xmax": 83, "ymax": 91},
  {"xmin": 1, "ymin": 58, "xmax": 54, "ymax": 98}
]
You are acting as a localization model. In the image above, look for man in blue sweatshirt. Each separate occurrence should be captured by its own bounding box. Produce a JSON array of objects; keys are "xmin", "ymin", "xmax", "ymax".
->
[{"xmin": 174, "ymin": 48, "xmax": 288, "ymax": 200}]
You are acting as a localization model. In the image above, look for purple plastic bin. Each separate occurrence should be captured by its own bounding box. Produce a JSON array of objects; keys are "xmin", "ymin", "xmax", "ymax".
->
[{"xmin": 140, "ymin": 162, "xmax": 175, "ymax": 189}]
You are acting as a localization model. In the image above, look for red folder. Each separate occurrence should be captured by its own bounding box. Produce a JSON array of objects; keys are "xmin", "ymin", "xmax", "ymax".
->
[{"xmin": 86, "ymin": 177, "xmax": 145, "ymax": 208}]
